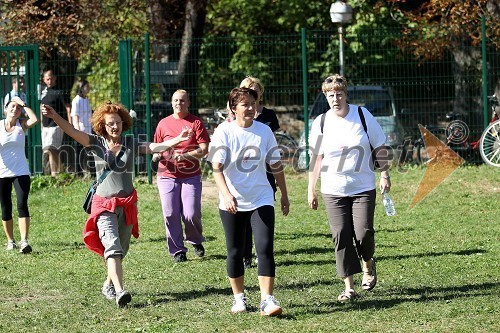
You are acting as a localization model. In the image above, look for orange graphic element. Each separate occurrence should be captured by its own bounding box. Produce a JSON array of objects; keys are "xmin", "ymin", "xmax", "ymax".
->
[{"xmin": 410, "ymin": 125, "xmax": 465, "ymax": 208}]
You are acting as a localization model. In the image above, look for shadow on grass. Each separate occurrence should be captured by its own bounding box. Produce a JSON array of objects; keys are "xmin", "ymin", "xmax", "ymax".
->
[
  {"xmin": 382, "ymin": 248, "xmax": 487, "ymax": 261},
  {"xmin": 309, "ymin": 282, "xmax": 499, "ymax": 314},
  {"xmin": 143, "ymin": 235, "xmax": 217, "ymax": 243}
]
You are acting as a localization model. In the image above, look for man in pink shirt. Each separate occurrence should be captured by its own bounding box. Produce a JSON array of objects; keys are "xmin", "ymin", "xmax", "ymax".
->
[{"xmin": 153, "ymin": 90, "xmax": 210, "ymax": 262}]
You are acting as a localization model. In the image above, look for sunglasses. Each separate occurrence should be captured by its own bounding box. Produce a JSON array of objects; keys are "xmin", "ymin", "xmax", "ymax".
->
[
  {"xmin": 324, "ymin": 77, "xmax": 345, "ymax": 84},
  {"xmin": 105, "ymin": 121, "xmax": 123, "ymax": 128}
]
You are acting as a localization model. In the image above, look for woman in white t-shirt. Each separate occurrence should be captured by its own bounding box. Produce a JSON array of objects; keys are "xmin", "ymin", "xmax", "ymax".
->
[
  {"xmin": 71, "ymin": 79, "xmax": 92, "ymax": 173},
  {"xmin": 71, "ymin": 79, "xmax": 92, "ymax": 133},
  {"xmin": 307, "ymin": 74, "xmax": 392, "ymax": 302},
  {"xmin": 0, "ymin": 96, "xmax": 38, "ymax": 253},
  {"xmin": 209, "ymin": 87, "xmax": 289, "ymax": 316}
]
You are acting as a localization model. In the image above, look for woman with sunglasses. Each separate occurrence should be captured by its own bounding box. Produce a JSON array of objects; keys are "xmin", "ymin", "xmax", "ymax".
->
[
  {"xmin": 42, "ymin": 101, "xmax": 191, "ymax": 307},
  {"xmin": 1, "ymin": 96, "xmax": 38, "ymax": 253},
  {"xmin": 307, "ymin": 74, "xmax": 391, "ymax": 302}
]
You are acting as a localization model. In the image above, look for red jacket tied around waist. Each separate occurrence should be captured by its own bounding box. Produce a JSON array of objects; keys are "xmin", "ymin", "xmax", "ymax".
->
[{"xmin": 83, "ymin": 189, "xmax": 139, "ymax": 256}]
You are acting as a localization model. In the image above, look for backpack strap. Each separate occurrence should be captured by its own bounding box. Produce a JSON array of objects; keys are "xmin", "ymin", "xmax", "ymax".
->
[
  {"xmin": 357, "ymin": 106, "xmax": 379, "ymax": 169},
  {"xmin": 320, "ymin": 112, "xmax": 326, "ymax": 134}
]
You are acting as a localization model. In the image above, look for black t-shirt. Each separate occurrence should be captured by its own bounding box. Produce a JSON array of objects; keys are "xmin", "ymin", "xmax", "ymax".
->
[
  {"xmin": 255, "ymin": 106, "xmax": 280, "ymax": 193},
  {"xmin": 255, "ymin": 107, "xmax": 280, "ymax": 132},
  {"xmin": 41, "ymin": 86, "xmax": 68, "ymax": 127}
]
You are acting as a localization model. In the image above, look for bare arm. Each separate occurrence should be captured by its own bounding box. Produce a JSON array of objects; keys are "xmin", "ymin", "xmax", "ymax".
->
[
  {"xmin": 307, "ymin": 153, "xmax": 323, "ymax": 210},
  {"xmin": 41, "ymin": 103, "xmax": 90, "ymax": 146},
  {"xmin": 72, "ymin": 115, "xmax": 80, "ymax": 130},
  {"xmin": 10, "ymin": 97, "xmax": 38, "ymax": 130},
  {"xmin": 269, "ymin": 160, "xmax": 289, "ymax": 216},
  {"xmin": 139, "ymin": 128, "xmax": 193, "ymax": 154},
  {"xmin": 373, "ymin": 146, "xmax": 391, "ymax": 193},
  {"xmin": 212, "ymin": 161, "xmax": 237, "ymax": 214},
  {"xmin": 66, "ymin": 103, "xmax": 72, "ymax": 125},
  {"xmin": 172, "ymin": 142, "xmax": 209, "ymax": 162}
]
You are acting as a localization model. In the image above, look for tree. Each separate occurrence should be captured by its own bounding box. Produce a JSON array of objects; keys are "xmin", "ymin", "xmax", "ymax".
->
[{"xmin": 376, "ymin": 0, "xmax": 500, "ymax": 118}]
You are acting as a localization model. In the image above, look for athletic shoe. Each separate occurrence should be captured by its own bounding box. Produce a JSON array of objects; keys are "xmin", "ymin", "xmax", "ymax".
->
[
  {"xmin": 19, "ymin": 240, "xmax": 32, "ymax": 254},
  {"xmin": 116, "ymin": 290, "xmax": 132, "ymax": 308},
  {"xmin": 231, "ymin": 293, "xmax": 247, "ymax": 313},
  {"xmin": 173, "ymin": 252, "xmax": 187, "ymax": 263},
  {"xmin": 102, "ymin": 282, "xmax": 116, "ymax": 300},
  {"xmin": 6, "ymin": 240, "xmax": 17, "ymax": 251},
  {"xmin": 192, "ymin": 244, "xmax": 205, "ymax": 257},
  {"xmin": 260, "ymin": 295, "xmax": 282, "ymax": 316}
]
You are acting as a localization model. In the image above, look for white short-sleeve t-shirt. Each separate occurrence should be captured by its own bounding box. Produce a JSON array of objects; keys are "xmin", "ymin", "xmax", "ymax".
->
[
  {"xmin": 309, "ymin": 105, "xmax": 386, "ymax": 196},
  {"xmin": 209, "ymin": 121, "xmax": 281, "ymax": 211}
]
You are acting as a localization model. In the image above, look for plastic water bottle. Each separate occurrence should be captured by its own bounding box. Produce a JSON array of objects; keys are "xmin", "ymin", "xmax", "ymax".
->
[{"xmin": 383, "ymin": 192, "xmax": 396, "ymax": 216}]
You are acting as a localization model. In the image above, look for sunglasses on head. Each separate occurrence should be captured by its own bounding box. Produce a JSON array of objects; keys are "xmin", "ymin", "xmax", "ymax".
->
[{"xmin": 324, "ymin": 77, "xmax": 344, "ymax": 84}]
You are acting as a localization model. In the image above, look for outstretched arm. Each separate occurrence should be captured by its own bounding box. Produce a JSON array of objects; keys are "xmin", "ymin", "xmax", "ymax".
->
[{"xmin": 41, "ymin": 103, "xmax": 90, "ymax": 146}]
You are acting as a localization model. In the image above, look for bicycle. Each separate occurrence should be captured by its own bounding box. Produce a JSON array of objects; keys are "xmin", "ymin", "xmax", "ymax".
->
[
  {"xmin": 412, "ymin": 112, "xmax": 480, "ymax": 165},
  {"xmin": 478, "ymin": 95, "xmax": 500, "ymax": 167}
]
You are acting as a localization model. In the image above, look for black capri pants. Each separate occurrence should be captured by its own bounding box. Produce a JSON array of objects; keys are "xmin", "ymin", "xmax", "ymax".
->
[
  {"xmin": 322, "ymin": 189, "xmax": 376, "ymax": 278},
  {"xmin": 220, "ymin": 205, "xmax": 276, "ymax": 278},
  {"xmin": 0, "ymin": 175, "xmax": 31, "ymax": 221}
]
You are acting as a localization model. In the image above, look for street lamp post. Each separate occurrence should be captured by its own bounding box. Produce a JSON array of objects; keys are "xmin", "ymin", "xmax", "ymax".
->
[{"xmin": 330, "ymin": 1, "xmax": 353, "ymax": 76}]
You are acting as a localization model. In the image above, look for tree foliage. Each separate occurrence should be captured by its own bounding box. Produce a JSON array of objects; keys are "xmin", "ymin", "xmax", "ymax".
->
[{"xmin": 374, "ymin": 0, "xmax": 500, "ymax": 60}]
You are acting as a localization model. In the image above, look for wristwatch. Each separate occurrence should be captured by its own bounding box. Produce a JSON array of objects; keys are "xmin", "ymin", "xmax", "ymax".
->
[{"xmin": 381, "ymin": 175, "xmax": 391, "ymax": 179}]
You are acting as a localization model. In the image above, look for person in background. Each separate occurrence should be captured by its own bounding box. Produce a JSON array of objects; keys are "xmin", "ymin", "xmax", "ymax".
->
[
  {"xmin": 71, "ymin": 79, "xmax": 93, "ymax": 175},
  {"xmin": 209, "ymin": 87, "xmax": 289, "ymax": 316},
  {"xmin": 41, "ymin": 101, "xmax": 191, "ymax": 307},
  {"xmin": 40, "ymin": 69, "xmax": 71, "ymax": 177},
  {"xmin": 0, "ymin": 96, "xmax": 38, "ymax": 253},
  {"xmin": 239, "ymin": 76, "xmax": 280, "ymax": 269},
  {"xmin": 307, "ymin": 74, "xmax": 391, "ymax": 302},
  {"xmin": 153, "ymin": 89, "xmax": 210, "ymax": 263},
  {"xmin": 3, "ymin": 76, "xmax": 27, "ymax": 112}
]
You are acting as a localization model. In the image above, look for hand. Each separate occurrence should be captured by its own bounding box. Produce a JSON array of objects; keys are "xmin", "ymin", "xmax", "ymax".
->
[
  {"xmin": 281, "ymin": 195, "xmax": 290, "ymax": 216},
  {"xmin": 308, "ymin": 191, "xmax": 318, "ymax": 210},
  {"xmin": 152, "ymin": 153, "xmax": 161, "ymax": 162},
  {"xmin": 40, "ymin": 104, "xmax": 56, "ymax": 118},
  {"xmin": 11, "ymin": 96, "xmax": 25, "ymax": 107},
  {"xmin": 178, "ymin": 127, "xmax": 193, "ymax": 142},
  {"xmin": 379, "ymin": 177, "xmax": 391, "ymax": 194},
  {"xmin": 223, "ymin": 193, "xmax": 237, "ymax": 214}
]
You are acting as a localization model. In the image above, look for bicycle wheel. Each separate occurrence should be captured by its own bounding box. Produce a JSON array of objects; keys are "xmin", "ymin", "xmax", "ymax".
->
[
  {"xmin": 479, "ymin": 120, "xmax": 500, "ymax": 167},
  {"xmin": 275, "ymin": 132, "xmax": 298, "ymax": 167}
]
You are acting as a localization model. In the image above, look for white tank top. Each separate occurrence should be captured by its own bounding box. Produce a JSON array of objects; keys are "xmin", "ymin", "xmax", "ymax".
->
[{"xmin": 0, "ymin": 119, "xmax": 30, "ymax": 177}]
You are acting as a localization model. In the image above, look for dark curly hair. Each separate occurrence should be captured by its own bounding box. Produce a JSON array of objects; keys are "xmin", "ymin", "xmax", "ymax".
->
[{"xmin": 91, "ymin": 101, "xmax": 132, "ymax": 136}]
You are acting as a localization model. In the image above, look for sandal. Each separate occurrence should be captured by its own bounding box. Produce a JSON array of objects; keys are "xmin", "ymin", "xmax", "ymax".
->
[
  {"xmin": 361, "ymin": 258, "xmax": 377, "ymax": 291},
  {"xmin": 337, "ymin": 289, "xmax": 358, "ymax": 303}
]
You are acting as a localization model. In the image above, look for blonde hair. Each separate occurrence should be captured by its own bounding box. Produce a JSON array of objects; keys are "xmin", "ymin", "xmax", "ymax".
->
[
  {"xmin": 91, "ymin": 101, "xmax": 132, "ymax": 136},
  {"xmin": 172, "ymin": 89, "xmax": 190, "ymax": 100},
  {"xmin": 239, "ymin": 76, "xmax": 264, "ymax": 103},
  {"xmin": 322, "ymin": 74, "xmax": 347, "ymax": 94}
]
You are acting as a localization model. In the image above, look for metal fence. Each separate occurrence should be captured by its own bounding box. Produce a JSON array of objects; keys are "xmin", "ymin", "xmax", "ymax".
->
[{"xmin": 1, "ymin": 25, "xmax": 498, "ymax": 175}]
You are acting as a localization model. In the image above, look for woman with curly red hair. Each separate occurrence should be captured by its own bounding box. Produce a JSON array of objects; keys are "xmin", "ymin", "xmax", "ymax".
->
[{"xmin": 42, "ymin": 101, "xmax": 191, "ymax": 307}]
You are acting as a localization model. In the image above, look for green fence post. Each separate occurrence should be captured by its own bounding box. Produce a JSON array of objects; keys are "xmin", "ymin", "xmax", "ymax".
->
[
  {"xmin": 144, "ymin": 33, "xmax": 152, "ymax": 184},
  {"xmin": 119, "ymin": 39, "xmax": 133, "ymax": 110},
  {"xmin": 301, "ymin": 28, "xmax": 309, "ymax": 168},
  {"xmin": 481, "ymin": 15, "xmax": 488, "ymax": 129}
]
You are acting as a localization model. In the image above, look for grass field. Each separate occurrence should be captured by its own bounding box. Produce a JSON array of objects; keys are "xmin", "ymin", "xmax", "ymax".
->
[{"xmin": 0, "ymin": 165, "xmax": 498, "ymax": 333}]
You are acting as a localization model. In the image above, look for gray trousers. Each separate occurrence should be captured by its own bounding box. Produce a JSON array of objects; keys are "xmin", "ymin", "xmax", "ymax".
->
[{"xmin": 322, "ymin": 189, "xmax": 376, "ymax": 278}]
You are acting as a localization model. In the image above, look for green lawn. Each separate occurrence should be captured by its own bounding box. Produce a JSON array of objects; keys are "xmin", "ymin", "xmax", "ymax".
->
[{"xmin": 0, "ymin": 165, "xmax": 498, "ymax": 333}]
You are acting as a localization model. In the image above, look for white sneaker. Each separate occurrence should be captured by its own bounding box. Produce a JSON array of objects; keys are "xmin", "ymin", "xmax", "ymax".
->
[
  {"xmin": 260, "ymin": 295, "xmax": 282, "ymax": 316},
  {"xmin": 6, "ymin": 240, "xmax": 17, "ymax": 251},
  {"xmin": 102, "ymin": 282, "xmax": 116, "ymax": 300},
  {"xmin": 19, "ymin": 240, "xmax": 32, "ymax": 254},
  {"xmin": 231, "ymin": 293, "xmax": 247, "ymax": 313}
]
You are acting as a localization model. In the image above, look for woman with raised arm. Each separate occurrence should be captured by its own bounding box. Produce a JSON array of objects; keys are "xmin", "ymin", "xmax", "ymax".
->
[
  {"xmin": 42, "ymin": 101, "xmax": 191, "ymax": 307},
  {"xmin": 1, "ymin": 96, "xmax": 38, "ymax": 253}
]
